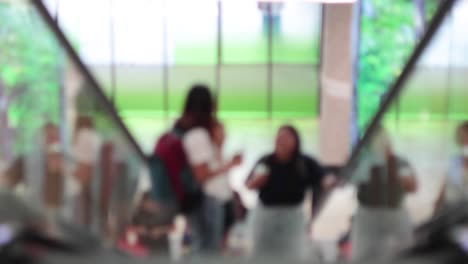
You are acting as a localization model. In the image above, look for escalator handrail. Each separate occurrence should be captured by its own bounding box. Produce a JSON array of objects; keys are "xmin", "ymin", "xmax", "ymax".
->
[{"xmin": 32, "ymin": 0, "xmax": 147, "ymax": 164}]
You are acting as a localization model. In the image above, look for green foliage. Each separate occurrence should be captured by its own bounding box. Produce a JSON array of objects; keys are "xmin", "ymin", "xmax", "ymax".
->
[
  {"xmin": 425, "ymin": 1, "xmax": 439, "ymax": 22},
  {"xmin": 0, "ymin": 3, "xmax": 62, "ymax": 154},
  {"xmin": 357, "ymin": 0, "xmax": 439, "ymax": 134}
]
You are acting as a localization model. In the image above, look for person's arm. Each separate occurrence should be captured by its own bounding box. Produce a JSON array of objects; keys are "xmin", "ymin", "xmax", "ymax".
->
[
  {"xmin": 245, "ymin": 173, "xmax": 269, "ymax": 190},
  {"xmin": 321, "ymin": 175, "xmax": 338, "ymax": 190},
  {"xmin": 184, "ymin": 129, "xmax": 242, "ymax": 184},
  {"xmin": 192, "ymin": 155, "xmax": 241, "ymax": 184},
  {"xmin": 399, "ymin": 163, "xmax": 418, "ymax": 193},
  {"xmin": 434, "ymin": 182, "xmax": 446, "ymax": 213},
  {"xmin": 245, "ymin": 162, "xmax": 269, "ymax": 190},
  {"xmin": 305, "ymin": 158, "xmax": 335, "ymax": 220}
]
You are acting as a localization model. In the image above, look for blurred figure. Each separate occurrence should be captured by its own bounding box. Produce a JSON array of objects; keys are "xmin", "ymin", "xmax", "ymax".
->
[
  {"xmin": 209, "ymin": 120, "xmax": 243, "ymax": 251},
  {"xmin": 2, "ymin": 123, "xmax": 64, "ymax": 216},
  {"xmin": 132, "ymin": 192, "xmax": 172, "ymax": 253},
  {"xmin": 42, "ymin": 123, "xmax": 64, "ymax": 218},
  {"xmin": 351, "ymin": 126, "xmax": 417, "ymax": 261},
  {"xmin": 99, "ymin": 141, "xmax": 116, "ymax": 236},
  {"xmin": 435, "ymin": 121, "xmax": 468, "ymax": 210},
  {"xmin": 224, "ymin": 191, "xmax": 249, "ymax": 255},
  {"xmin": 2, "ymin": 157, "xmax": 25, "ymax": 195},
  {"xmin": 73, "ymin": 116, "xmax": 101, "ymax": 228},
  {"xmin": 180, "ymin": 85, "xmax": 242, "ymax": 253},
  {"xmin": 245, "ymin": 125, "xmax": 334, "ymax": 259}
]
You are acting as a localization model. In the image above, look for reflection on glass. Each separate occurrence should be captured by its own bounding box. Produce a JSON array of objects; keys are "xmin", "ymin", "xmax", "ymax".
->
[
  {"xmin": 351, "ymin": 126, "xmax": 417, "ymax": 260},
  {"xmin": 0, "ymin": 0, "xmax": 145, "ymax": 250},
  {"xmin": 0, "ymin": 2, "xmax": 61, "ymax": 163},
  {"xmin": 357, "ymin": 0, "xmax": 441, "ymax": 135},
  {"xmin": 344, "ymin": 1, "xmax": 468, "ymax": 262}
]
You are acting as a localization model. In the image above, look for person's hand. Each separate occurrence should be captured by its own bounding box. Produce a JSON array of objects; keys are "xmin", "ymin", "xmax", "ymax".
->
[
  {"xmin": 231, "ymin": 153, "xmax": 243, "ymax": 167},
  {"xmin": 246, "ymin": 173, "xmax": 269, "ymax": 190},
  {"xmin": 322, "ymin": 175, "xmax": 337, "ymax": 190}
]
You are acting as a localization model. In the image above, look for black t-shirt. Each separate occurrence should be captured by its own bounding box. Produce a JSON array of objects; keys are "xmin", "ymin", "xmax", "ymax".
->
[{"xmin": 251, "ymin": 154, "xmax": 325, "ymax": 206}]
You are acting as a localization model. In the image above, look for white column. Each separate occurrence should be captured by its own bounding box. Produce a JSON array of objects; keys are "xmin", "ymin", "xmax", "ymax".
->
[{"xmin": 319, "ymin": 3, "xmax": 358, "ymax": 165}]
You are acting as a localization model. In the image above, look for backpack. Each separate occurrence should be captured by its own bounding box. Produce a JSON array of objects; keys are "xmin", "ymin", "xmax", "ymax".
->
[{"xmin": 148, "ymin": 130, "xmax": 203, "ymax": 214}]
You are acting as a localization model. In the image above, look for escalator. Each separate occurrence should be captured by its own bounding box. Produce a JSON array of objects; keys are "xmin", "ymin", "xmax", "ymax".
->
[
  {"xmin": 315, "ymin": 0, "xmax": 468, "ymax": 263},
  {"xmin": 0, "ymin": 0, "xmax": 150, "ymax": 262},
  {"xmin": 1, "ymin": 0, "xmax": 467, "ymax": 263}
]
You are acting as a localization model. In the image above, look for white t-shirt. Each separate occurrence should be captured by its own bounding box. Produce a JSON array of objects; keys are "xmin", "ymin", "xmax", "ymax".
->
[
  {"xmin": 73, "ymin": 128, "xmax": 101, "ymax": 165},
  {"xmin": 183, "ymin": 128, "xmax": 232, "ymax": 202}
]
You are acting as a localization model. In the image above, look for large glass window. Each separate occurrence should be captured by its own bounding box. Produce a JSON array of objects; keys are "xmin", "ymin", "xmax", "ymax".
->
[
  {"xmin": 219, "ymin": 66, "xmax": 268, "ymax": 116},
  {"xmin": 272, "ymin": 65, "xmax": 319, "ymax": 117},
  {"xmin": 356, "ymin": 0, "xmax": 441, "ymax": 135},
  {"xmin": 168, "ymin": 66, "xmax": 216, "ymax": 114},
  {"xmin": 42, "ymin": 0, "xmax": 323, "ymax": 126},
  {"xmin": 271, "ymin": 2, "xmax": 321, "ymax": 64},
  {"xmin": 113, "ymin": 66, "xmax": 164, "ymax": 113},
  {"xmin": 222, "ymin": 2, "xmax": 267, "ymax": 64},
  {"xmin": 167, "ymin": 1, "xmax": 218, "ymax": 65}
]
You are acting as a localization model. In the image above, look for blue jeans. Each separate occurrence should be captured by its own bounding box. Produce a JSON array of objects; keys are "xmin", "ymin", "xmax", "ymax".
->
[{"xmin": 189, "ymin": 195, "xmax": 224, "ymax": 254}]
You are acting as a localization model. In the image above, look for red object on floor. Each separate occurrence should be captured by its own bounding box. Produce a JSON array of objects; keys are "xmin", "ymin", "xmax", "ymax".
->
[
  {"xmin": 340, "ymin": 242, "xmax": 351, "ymax": 261},
  {"xmin": 117, "ymin": 228, "xmax": 149, "ymax": 258}
]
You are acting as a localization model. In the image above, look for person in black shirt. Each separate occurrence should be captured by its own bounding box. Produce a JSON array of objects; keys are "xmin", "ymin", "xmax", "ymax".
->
[{"xmin": 245, "ymin": 125, "xmax": 335, "ymax": 258}]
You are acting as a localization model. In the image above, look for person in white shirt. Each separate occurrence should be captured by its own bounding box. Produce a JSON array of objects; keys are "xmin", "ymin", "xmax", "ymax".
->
[
  {"xmin": 73, "ymin": 116, "xmax": 101, "ymax": 228},
  {"xmin": 177, "ymin": 85, "xmax": 241, "ymax": 253}
]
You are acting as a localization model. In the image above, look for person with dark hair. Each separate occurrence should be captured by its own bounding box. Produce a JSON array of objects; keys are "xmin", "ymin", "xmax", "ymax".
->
[
  {"xmin": 174, "ymin": 84, "xmax": 216, "ymax": 134},
  {"xmin": 178, "ymin": 85, "xmax": 242, "ymax": 253},
  {"xmin": 245, "ymin": 125, "xmax": 334, "ymax": 258},
  {"xmin": 435, "ymin": 121, "xmax": 468, "ymax": 210}
]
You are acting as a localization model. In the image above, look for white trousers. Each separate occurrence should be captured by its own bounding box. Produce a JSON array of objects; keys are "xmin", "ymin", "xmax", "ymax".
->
[{"xmin": 249, "ymin": 204, "xmax": 308, "ymax": 260}]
